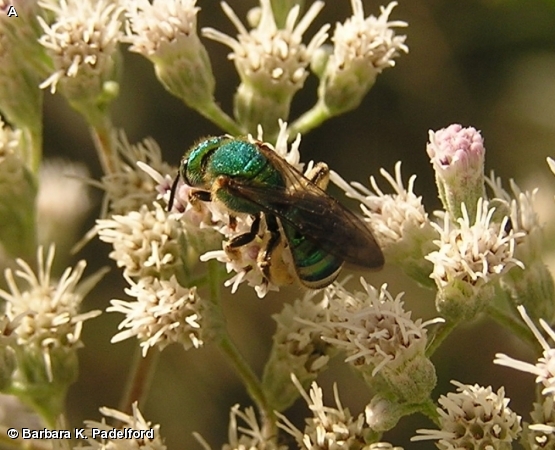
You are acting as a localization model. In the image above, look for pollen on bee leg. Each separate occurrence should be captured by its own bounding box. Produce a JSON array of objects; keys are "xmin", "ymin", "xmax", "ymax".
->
[{"xmin": 257, "ymin": 235, "xmax": 295, "ymax": 287}]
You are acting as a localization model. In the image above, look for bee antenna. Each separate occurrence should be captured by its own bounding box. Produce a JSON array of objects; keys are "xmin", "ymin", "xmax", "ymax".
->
[{"xmin": 168, "ymin": 172, "xmax": 180, "ymax": 212}]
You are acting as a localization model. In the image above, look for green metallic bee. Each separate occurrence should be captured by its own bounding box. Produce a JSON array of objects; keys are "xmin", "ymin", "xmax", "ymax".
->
[{"xmin": 169, "ymin": 136, "xmax": 384, "ymax": 289}]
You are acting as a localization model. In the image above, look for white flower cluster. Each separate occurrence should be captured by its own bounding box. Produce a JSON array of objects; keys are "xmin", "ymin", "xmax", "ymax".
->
[
  {"xmin": 0, "ymin": 245, "xmax": 101, "ymax": 382},
  {"xmin": 413, "ymin": 380, "xmax": 522, "ymax": 449},
  {"xmin": 303, "ymin": 279, "xmax": 435, "ymax": 380},
  {"xmin": 203, "ymin": 0, "xmax": 329, "ymax": 96},
  {"xmin": 79, "ymin": 402, "xmax": 166, "ymax": 450},
  {"xmin": 427, "ymin": 198, "xmax": 524, "ymax": 295},
  {"xmin": 38, "ymin": 0, "xmax": 123, "ymax": 95},
  {"xmin": 108, "ymin": 276, "xmax": 204, "ymax": 356},
  {"xmin": 277, "ymin": 376, "xmax": 402, "ymax": 450}
]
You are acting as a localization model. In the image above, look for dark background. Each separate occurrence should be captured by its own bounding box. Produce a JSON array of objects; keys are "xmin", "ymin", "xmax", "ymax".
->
[{"xmin": 40, "ymin": 0, "xmax": 555, "ymax": 448}]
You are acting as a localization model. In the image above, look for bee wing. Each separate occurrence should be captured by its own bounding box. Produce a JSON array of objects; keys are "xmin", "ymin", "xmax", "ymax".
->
[{"xmin": 223, "ymin": 144, "xmax": 384, "ymax": 269}]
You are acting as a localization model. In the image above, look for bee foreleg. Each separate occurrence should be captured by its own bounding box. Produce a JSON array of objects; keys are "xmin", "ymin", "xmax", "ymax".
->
[{"xmin": 228, "ymin": 214, "xmax": 261, "ymax": 248}]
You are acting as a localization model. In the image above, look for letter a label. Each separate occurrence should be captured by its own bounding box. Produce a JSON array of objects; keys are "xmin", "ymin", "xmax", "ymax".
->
[{"xmin": 7, "ymin": 6, "xmax": 18, "ymax": 17}]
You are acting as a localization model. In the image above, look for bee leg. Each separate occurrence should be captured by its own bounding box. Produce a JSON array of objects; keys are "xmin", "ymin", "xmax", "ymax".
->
[
  {"xmin": 167, "ymin": 172, "xmax": 181, "ymax": 212},
  {"xmin": 259, "ymin": 215, "xmax": 281, "ymax": 273},
  {"xmin": 190, "ymin": 190, "xmax": 212, "ymax": 203},
  {"xmin": 228, "ymin": 214, "xmax": 261, "ymax": 248},
  {"xmin": 305, "ymin": 162, "xmax": 330, "ymax": 189},
  {"xmin": 228, "ymin": 215, "xmax": 237, "ymax": 232}
]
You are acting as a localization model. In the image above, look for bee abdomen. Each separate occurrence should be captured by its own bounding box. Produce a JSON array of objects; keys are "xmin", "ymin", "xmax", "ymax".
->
[{"xmin": 282, "ymin": 223, "xmax": 342, "ymax": 289}]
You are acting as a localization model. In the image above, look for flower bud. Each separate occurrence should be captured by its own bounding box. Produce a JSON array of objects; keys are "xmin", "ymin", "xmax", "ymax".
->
[{"xmin": 427, "ymin": 124, "xmax": 486, "ymax": 220}]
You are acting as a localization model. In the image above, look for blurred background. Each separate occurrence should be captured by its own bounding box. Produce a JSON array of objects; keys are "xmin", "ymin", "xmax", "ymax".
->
[{"xmin": 39, "ymin": 0, "xmax": 555, "ymax": 448}]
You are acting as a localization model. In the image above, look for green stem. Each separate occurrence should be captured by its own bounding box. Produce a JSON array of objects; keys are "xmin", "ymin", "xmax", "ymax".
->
[
  {"xmin": 288, "ymin": 101, "xmax": 331, "ymax": 138},
  {"xmin": 22, "ymin": 121, "xmax": 43, "ymax": 175},
  {"xmin": 207, "ymin": 260, "xmax": 277, "ymax": 440},
  {"xmin": 418, "ymin": 398, "xmax": 440, "ymax": 426},
  {"xmin": 118, "ymin": 347, "xmax": 160, "ymax": 414},
  {"xmin": 90, "ymin": 117, "xmax": 116, "ymax": 175},
  {"xmin": 487, "ymin": 305, "xmax": 539, "ymax": 351},
  {"xmin": 197, "ymin": 102, "xmax": 244, "ymax": 136},
  {"xmin": 426, "ymin": 320, "xmax": 459, "ymax": 357}
]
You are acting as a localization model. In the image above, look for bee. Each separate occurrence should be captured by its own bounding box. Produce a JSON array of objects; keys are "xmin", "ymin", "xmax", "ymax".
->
[{"xmin": 169, "ymin": 136, "xmax": 384, "ymax": 289}]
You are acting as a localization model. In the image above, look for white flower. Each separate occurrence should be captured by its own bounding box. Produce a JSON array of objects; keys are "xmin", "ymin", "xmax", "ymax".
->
[
  {"xmin": 124, "ymin": 0, "xmax": 216, "ymax": 111},
  {"xmin": 38, "ymin": 0, "xmax": 123, "ymax": 95},
  {"xmin": 331, "ymin": 161, "xmax": 435, "ymax": 251},
  {"xmin": 0, "ymin": 245, "xmax": 101, "ymax": 381},
  {"xmin": 317, "ymin": 1, "xmax": 407, "ymax": 114},
  {"xmin": 201, "ymin": 213, "xmax": 285, "ymax": 299},
  {"xmin": 108, "ymin": 275, "xmax": 206, "ymax": 356},
  {"xmin": 331, "ymin": 1, "xmax": 407, "ymax": 74},
  {"xmin": 203, "ymin": 0, "xmax": 328, "ymax": 96},
  {"xmin": 299, "ymin": 279, "xmax": 439, "ymax": 403},
  {"xmin": 486, "ymin": 171, "xmax": 542, "ymax": 256},
  {"xmin": 96, "ymin": 202, "xmax": 182, "ymax": 279},
  {"xmin": 524, "ymin": 396, "xmax": 555, "ymax": 449},
  {"xmin": 307, "ymin": 279, "xmax": 436, "ymax": 374},
  {"xmin": 195, "ymin": 404, "xmax": 285, "ymax": 450},
  {"xmin": 412, "ymin": 380, "xmax": 522, "ymax": 449},
  {"xmin": 262, "ymin": 292, "xmax": 335, "ymax": 411},
  {"xmin": 124, "ymin": 0, "xmax": 199, "ymax": 56},
  {"xmin": 203, "ymin": 0, "xmax": 329, "ymax": 135},
  {"xmin": 79, "ymin": 402, "xmax": 166, "ymax": 450},
  {"xmin": 494, "ymin": 305, "xmax": 555, "ymax": 399},
  {"xmin": 97, "ymin": 131, "xmax": 174, "ymax": 216},
  {"xmin": 427, "ymin": 198, "xmax": 524, "ymax": 293},
  {"xmin": 277, "ymin": 375, "xmax": 370, "ymax": 450},
  {"xmin": 484, "ymin": 171, "xmax": 552, "ymax": 320}
]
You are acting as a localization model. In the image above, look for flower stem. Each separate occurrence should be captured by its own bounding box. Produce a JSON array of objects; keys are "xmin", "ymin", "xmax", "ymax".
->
[
  {"xmin": 426, "ymin": 320, "xmax": 459, "ymax": 357},
  {"xmin": 288, "ymin": 101, "xmax": 331, "ymax": 137},
  {"xmin": 487, "ymin": 304, "xmax": 539, "ymax": 350},
  {"xmin": 118, "ymin": 347, "xmax": 160, "ymax": 414},
  {"xmin": 207, "ymin": 260, "xmax": 277, "ymax": 439},
  {"xmin": 22, "ymin": 122, "xmax": 43, "ymax": 174},
  {"xmin": 90, "ymin": 117, "xmax": 116, "ymax": 174},
  {"xmin": 196, "ymin": 102, "xmax": 244, "ymax": 136},
  {"xmin": 418, "ymin": 399, "xmax": 440, "ymax": 426}
]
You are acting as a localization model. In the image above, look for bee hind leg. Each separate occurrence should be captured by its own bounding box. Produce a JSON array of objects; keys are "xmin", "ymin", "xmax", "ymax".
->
[{"xmin": 259, "ymin": 215, "xmax": 281, "ymax": 274}]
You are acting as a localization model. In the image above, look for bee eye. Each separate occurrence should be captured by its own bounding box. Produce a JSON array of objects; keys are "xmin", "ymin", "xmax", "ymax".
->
[{"xmin": 180, "ymin": 159, "xmax": 191, "ymax": 186}]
